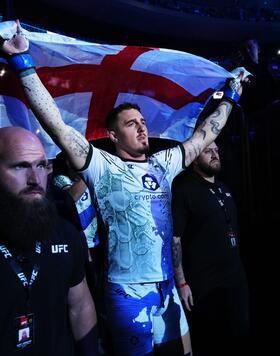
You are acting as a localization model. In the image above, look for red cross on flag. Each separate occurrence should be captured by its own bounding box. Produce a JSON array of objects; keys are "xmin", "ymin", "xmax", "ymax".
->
[{"xmin": 0, "ymin": 21, "xmax": 233, "ymax": 158}]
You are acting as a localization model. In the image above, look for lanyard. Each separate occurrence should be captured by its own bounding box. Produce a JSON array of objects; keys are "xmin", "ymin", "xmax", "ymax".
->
[
  {"xmin": 209, "ymin": 186, "xmax": 231, "ymax": 224},
  {"xmin": 0, "ymin": 242, "xmax": 41, "ymax": 308}
]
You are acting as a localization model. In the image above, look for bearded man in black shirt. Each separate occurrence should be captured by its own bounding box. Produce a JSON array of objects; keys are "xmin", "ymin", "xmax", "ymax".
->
[
  {"xmin": 0, "ymin": 127, "xmax": 98, "ymax": 356},
  {"xmin": 172, "ymin": 141, "xmax": 250, "ymax": 356}
]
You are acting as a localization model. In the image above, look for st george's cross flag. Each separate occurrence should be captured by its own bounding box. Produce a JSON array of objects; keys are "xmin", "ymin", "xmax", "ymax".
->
[{"xmin": 0, "ymin": 20, "xmax": 234, "ymax": 158}]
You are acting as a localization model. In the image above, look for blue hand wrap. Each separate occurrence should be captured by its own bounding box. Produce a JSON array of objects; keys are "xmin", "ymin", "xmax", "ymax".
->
[
  {"xmin": 223, "ymin": 88, "xmax": 240, "ymax": 104},
  {"xmin": 8, "ymin": 53, "xmax": 35, "ymax": 72}
]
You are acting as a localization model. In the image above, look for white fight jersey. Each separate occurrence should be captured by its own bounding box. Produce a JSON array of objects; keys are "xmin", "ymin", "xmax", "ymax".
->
[{"xmin": 80, "ymin": 144, "xmax": 185, "ymax": 283}]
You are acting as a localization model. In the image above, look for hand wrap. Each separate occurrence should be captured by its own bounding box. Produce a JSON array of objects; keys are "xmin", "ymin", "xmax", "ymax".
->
[
  {"xmin": 8, "ymin": 52, "xmax": 35, "ymax": 72},
  {"xmin": 223, "ymin": 88, "xmax": 240, "ymax": 105}
]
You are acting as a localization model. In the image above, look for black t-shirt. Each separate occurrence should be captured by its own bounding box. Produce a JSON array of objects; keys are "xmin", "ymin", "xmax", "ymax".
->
[
  {"xmin": 0, "ymin": 216, "xmax": 86, "ymax": 356},
  {"xmin": 172, "ymin": 171, "xmax": 246, "ymax": 301},
  {"xmin": 48, "ymin": 184, "xmax": 82, "ymax": 231}
]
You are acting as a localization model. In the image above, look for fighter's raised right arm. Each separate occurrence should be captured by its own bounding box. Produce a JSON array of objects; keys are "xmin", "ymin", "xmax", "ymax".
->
[
  {"xmin": 20, "ymin": 72, "xmax": 89, "ymax": 170},
  {"xmin": 1, "ymin": 20, "xmax": 89, "ymax": 170}
]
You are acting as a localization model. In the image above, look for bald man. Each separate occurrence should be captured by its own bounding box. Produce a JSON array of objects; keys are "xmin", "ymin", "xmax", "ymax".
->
[{"xmin": 0, "ymin": 127, "xmax": 98, "ymax": 355}]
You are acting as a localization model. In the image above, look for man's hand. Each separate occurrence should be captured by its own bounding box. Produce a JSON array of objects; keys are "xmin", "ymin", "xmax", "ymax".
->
[
  {"xmin": 229, "ymin": 67, "xmax": 251, "ymax": 96},
  {"xmin": 1, "ymin": 19, "xmax": 28, "ymax": 55},
  {"xmin": 229, "ymin": 72, "xmax": 244, "ymax": 96},
  {"xmin": 178, "ymin": 284, "xmax": 194, "ymax": 312}
]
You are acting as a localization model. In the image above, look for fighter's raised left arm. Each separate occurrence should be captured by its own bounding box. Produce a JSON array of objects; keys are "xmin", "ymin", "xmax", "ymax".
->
[{"xmin": 182, "ymin": 72, "xmax": 245, "ymax": 167}]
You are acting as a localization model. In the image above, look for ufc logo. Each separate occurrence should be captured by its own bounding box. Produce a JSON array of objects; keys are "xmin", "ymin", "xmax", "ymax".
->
[
  {"xmin": 0, "ymin": 246, "xmax": 12, "ymax": 259},
  {"xmin": 18, "ymin": 272, "xmax": 28, "ymax": 286},
  {"xmin": 51, "ymin": 244, "xmax": 69, "ymax": 254}
]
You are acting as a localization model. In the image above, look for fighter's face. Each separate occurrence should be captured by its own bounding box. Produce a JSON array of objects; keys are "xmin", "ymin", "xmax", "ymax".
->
[{"xmin": 110, "ymin": 108, "xmax": 149, "ymax": 159}]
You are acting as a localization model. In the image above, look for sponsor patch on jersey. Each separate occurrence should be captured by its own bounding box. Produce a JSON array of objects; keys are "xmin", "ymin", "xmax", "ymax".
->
[{"xmin": 142, "ymin": 174, "xmax": 159, "ymax": 191}]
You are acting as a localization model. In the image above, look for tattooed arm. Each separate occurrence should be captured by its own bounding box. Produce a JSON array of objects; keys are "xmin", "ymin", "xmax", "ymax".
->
[
  {"xmin": 172, "ymin": 236, "xmax": 193, "ymax": 311},
  {"xmin": 20, "ymin": 73, "xmax": 89, "ymax": 170},
  {"xmin": 182, "ymin": 71, "xmax": 245, "ymax": 167},
  {"xmin": 182, "ymin": 100, "xmax": 233, "ymax": 167},
  {"xmin": 1, "ymin": 20, "xmax": 89, "ymax": 170}
]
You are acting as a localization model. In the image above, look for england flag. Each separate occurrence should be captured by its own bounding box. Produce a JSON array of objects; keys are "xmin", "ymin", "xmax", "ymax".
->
[{"xmin": 0, "ymin": 20, "xmax": 233, "ymax": 158}]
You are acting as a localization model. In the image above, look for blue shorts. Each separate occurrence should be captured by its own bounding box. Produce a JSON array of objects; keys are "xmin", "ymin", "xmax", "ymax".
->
[{"xmin": 105, "ymin": 278, "xmax": 189, "ymax": 356}]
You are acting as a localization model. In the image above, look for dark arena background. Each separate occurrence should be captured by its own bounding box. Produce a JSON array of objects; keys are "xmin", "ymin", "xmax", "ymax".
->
[{"xmin": 1, "ymin": 0, "xmax": 279, "ymax": 353}]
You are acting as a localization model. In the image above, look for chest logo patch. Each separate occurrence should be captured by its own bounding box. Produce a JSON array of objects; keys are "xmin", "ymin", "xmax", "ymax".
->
[{"xmin": 142, "ymin": 174, "xmax": 159, "ymax": 191}]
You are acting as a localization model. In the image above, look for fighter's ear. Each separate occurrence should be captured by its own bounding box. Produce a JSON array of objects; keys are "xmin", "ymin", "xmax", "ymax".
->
[{"xmin": 108, "ymin": 130, "xmax": 119, "ymax": 143}]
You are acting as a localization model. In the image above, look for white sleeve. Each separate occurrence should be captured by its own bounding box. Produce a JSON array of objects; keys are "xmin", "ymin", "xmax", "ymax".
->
[
  {"xmin": 79, "ymin": 144, "xmax": 116, "ymax": 186},
  {"xmin": 151, "ymin": 144, "xmax": 185, "ymax": 181}
]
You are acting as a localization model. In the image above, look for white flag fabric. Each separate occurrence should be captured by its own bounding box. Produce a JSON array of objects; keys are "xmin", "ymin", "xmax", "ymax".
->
[{"xmin": 0, "ymin": 21, "xmax": 233, "ymax": 158}]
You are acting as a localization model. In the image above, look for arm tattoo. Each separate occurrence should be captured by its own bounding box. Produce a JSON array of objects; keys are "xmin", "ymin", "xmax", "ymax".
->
[
  {"xmin": 210, "ymin": 119, "xmax": 221, "ymax": 135},
  {"xmin": 172, "ymin": 238, "xmax": 182, "ymax": 269},
  {"xmin": 222, "ymin": 101, "xmax": 232, "ymax": 116},
  {"xmin": 198, "ymin": 101, "xmax": 231, "ymax": 138},
  {"xmin": 183, "ymin": 100, "xmax": 233, "ymax": 167},
  {"xmin": 185, "ymin": 141, "xmax": 202, "ymax": 166},
  {"xmin": 197, "ymin": 120, "xmax": 207, "ymax": 140},
  {"xmin": 207, "ymin": 101, "xmax": 231, "ymax": 124},
  {"xmin": 209, "ymin": 107, "xmax": 222, "ymax": 119},
  {"xmin": 22, "ymin": 84, "xmax": 32, "ymax": 92},
  {"xmin": 66, "ymin": 128, "xmax": 89, "ymax": 158},
  {"xmin": 21, "ymin": 74, "xmax": 90, "ymax": 163}
]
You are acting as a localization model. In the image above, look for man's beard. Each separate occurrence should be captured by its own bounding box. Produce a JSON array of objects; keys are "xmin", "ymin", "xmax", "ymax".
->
[
  {"xmin": 0, "ymin": 185, "xmax": 56, "ymax": 253},
  {"xmin": 197, "ymin": 159, "xmax": 221, "ymax": 177},
  {"xmin": 138, "ymin": 142, "xmax": 149, "ymax": 155}
]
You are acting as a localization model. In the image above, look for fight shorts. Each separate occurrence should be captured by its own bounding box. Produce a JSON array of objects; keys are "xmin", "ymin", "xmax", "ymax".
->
[{"xmin": 105, "ymin": 278, "xmax": 189, "ymax": 355}]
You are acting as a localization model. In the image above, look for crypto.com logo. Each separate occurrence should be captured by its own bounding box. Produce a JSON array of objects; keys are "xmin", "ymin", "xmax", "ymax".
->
[{"xmin": 142, "ymin": 174, "xmax": 159, "ymax": 191}]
